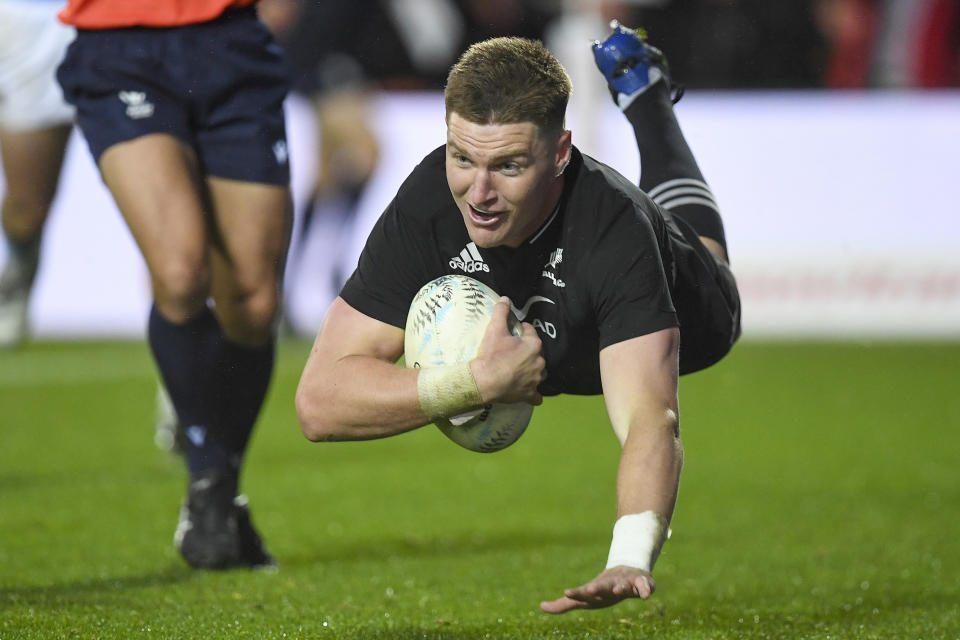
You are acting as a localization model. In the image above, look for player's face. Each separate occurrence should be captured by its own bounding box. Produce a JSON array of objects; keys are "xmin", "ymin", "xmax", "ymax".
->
[{"xmin": 446, "ymin": 112, "xmax": 571, "ymax": 249}]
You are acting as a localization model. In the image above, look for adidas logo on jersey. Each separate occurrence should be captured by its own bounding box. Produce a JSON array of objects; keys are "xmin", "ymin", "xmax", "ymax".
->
[{"xmin": 449, "ymin": 242, "xmax": 489, "ymax": 273}]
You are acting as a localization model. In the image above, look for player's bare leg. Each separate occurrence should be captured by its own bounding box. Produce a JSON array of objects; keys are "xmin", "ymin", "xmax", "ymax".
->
[
  {"xmin": 0, "ymin": 124, "xmax": 71, "ymax": 347},
  {"xmin": 99, "ymin": 134, "xmax": 210, "ymax": 321},
  {"xmin": 206, "ymin": 176, "xmax": 291, "ymax": 347}
]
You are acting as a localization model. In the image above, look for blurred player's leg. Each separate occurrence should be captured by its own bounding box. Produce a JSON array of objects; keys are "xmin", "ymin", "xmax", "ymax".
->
[
  {"xmin": 99, "ymin": 134, "xmax": 278, "ymax": 569},
  {"xmin": 593, "ymin": 21, "xmax": 728, "ymax": 263},
  {"xmin": 283, "ymin": 85, "xmax": 380, "ymax": 333},
  {"xmin": 0, "ymin": 125, "xmax": 70, "ymax": 346},
  {"xmin": 0, "ymin": 1, "xmax": 75, "ymax": 347}
]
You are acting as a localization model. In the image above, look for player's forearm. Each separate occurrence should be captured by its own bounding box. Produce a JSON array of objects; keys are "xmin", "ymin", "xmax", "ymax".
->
[
  {"xmin": 616, "ymin": 408, "xmax": 683, "ymax": 522},
  {"xmin": 296, "ymin": 354, "xmax": 430, "ymax": 441},
  {"xmin": 601, "ymin": 409, "xmax": 681, "ymax": 574}
]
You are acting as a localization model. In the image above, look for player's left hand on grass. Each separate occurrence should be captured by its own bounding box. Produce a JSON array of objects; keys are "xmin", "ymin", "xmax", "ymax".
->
[{"xmin": 540, "ymin": 566, "xmax": 656, "ymax": 614}]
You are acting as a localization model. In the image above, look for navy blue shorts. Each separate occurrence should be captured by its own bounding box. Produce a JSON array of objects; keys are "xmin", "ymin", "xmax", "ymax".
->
[{"xmin": 57, "ymin": 7, "xmax": 291, "ymax": 185}]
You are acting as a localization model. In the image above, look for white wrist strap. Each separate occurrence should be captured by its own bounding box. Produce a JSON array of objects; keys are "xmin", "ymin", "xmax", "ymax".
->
[
  {"xmin": 605, "ymin": 511, "xmax": 670, "ymax": 572},
  {"xmin": 417, "ymin": 363, "xmax": 483, "ymax": 420}
]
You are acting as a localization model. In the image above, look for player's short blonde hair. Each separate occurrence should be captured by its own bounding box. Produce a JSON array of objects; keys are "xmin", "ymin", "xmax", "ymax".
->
[{"xmin": 444, "ymin": 37, "xmax": 572, "ymax": 136}]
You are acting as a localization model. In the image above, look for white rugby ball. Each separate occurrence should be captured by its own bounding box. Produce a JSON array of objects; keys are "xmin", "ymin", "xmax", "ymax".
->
[{"xmin": 404, "ymin": 274, "xmax": 534, "ymax": 453}]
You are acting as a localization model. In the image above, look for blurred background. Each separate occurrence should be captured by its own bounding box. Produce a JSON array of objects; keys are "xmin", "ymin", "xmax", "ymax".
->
[{"xmin": 2, "ymin": 0, "xmax": 959, "ymax": 342}]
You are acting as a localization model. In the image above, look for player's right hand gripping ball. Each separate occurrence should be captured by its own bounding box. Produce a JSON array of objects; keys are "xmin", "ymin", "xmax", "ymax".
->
[{"xmin": 405, "ymin": 274, "xmax": 534, "ymax": 453}]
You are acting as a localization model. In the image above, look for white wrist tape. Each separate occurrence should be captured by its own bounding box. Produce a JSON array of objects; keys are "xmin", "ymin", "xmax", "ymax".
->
[
  {"xmin": 605, "ymin": 511, "xmax": 670, "ymax": 572},
  {"xmin": 417, "ymin": 363, "xmax": 483, "ymax": 420}
]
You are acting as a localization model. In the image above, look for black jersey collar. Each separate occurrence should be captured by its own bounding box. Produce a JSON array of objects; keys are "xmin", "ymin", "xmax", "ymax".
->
[
  {"xmin": 526, "ymin": 147, "xmax": 582, "ymax": 245},
  {"xmin": 527, "ymin": 201, "xmax": 561, "ymax": 245}
]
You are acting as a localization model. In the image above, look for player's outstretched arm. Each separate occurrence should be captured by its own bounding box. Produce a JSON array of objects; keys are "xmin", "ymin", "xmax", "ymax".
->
[{"xmin": 541, "ymin": 327, "xmax": 681, "ymax": 614}]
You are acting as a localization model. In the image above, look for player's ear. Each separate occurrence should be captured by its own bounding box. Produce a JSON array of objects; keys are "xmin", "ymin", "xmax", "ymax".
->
[{"xmin": 554, "ymin": 130, "xmax": 572, "ymax": 177}]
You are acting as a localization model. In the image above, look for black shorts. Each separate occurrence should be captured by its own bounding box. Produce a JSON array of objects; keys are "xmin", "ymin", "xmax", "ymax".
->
[
  {"xmin": 56, "ymin": 7, "xmax": 291, "ymax": 185},
  {"xmin": 670, "ymin": 216, "xmax": 742, "ymax": 375}
]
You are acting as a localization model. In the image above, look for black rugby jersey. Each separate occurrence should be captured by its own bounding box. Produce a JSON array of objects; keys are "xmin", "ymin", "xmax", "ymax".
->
[{"xmin": 341, "ymin": 145, "xmax": 710, "ymax": 396}]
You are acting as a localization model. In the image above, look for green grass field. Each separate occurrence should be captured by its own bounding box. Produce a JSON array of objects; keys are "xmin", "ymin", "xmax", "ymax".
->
[{"xmin": 1, "ymin": 339, "xmax": 958, "ymax": 639}]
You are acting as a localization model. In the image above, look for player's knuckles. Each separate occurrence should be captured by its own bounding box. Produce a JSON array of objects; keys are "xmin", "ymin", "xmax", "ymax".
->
[
  {"xmin": 641, "ymin": 578, "xmax": 656, "ymax": 597},
  {"xmin": 619, "ymin": 576, "xmax": 651, "ymax": 599}
]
